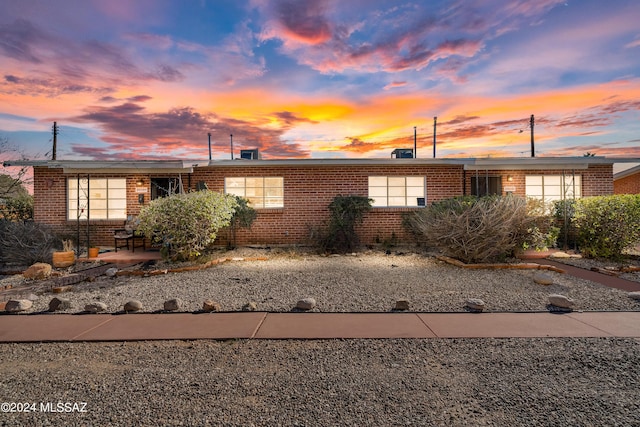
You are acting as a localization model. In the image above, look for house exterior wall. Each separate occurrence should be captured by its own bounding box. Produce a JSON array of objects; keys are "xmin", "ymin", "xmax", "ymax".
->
[
  {"xmin": 614, "ymin": 172, "xmax": 640, "ymax": 194},
  {"xmin": 31, "ymin": 163, "xmax": 614, "ymax": 248}
]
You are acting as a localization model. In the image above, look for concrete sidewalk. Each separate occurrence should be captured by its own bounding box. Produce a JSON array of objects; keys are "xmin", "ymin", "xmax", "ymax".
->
[{"xmin": 1, "ymin": 311, "xmax": 639, "ymax": 342}]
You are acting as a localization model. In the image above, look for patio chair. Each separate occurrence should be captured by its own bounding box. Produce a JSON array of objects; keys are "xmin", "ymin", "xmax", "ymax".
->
[{"xmin": 114, "ymin": 229, "xmax": 146, "ymax": 252}]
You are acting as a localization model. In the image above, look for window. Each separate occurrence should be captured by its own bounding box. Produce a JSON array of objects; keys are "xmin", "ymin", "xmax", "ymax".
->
[
  {"xmin": 68, "ymin": 178, "xmax": 127, "ymax": 220},
  {"xmin": 224, "ymin": 177, "xmax": 284, "ymax": 208},
  {"xmin": 151, "ymin": 177, "xmax": 182, "ymax": 200},
  {"xmin": 368, "ymin": 176, "xmax": 425, "ymax": 207},
  {"xmin": 526, "ymin": 175, "xmax": 581, "ymax": 206},
  {"xmin": 471, "ymin": 176, "xmax": 502, "ymax": 196}
]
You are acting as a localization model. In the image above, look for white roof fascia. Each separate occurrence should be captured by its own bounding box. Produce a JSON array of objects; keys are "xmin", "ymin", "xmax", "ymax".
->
[{"xmin": 614, "ymin": 164, "xmax": 640, "ymax": 180}]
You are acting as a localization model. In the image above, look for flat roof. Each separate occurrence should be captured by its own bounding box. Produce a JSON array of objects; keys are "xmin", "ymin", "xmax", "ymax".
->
[{"xmin": 5, "ymin": 156, "xmax": 640, "ymax": 173}]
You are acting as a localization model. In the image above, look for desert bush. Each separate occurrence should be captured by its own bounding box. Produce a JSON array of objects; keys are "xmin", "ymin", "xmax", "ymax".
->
[
  {"xmin": 227, "ymin": 196, "xmax": 257, "ymax": 249},
  {"xmin": 317, "ymin": 195, "xmax": 372, "ymax": 253},
  {"xmin": 572, "ymin": 194, "xmax": 640, "ymax": 259},
  {"xmin": 0, "ymin": 221, "xmax": 58, "ymax": 266},
  {"xmin": 403, "ymin": 195, "xmax": 538, "ymax": 263},
  {"xmin": 137, "ymin": 190, "xmax": 238, "ymax": 261},
  {"xmin": 0, "ymin": 193, "xmax": 33, "ymax": 221}
]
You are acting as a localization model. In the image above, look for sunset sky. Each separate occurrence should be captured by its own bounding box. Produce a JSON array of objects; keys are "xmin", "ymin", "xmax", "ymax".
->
[{"xmin": 1, "ymin": 0, "xmax": 639, "ymax": 162}]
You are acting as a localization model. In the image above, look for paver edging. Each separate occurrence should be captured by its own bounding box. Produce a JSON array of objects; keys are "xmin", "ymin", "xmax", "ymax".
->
[{"xmin": 435, "ymin": 255, "xmax": 566, "ymax": 273}]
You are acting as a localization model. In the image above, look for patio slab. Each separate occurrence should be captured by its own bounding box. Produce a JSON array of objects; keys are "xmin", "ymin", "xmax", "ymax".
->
[
  {"xmin": 566, "ymin": 312, "xmax": 640, "ymax": 337},
  {"xmin": 254, "ymin": 313, "xmax": 436, "ymax": 339},
  {"xmin": 416, "ymin": 312, "xmax": 614, "ymax": 338},
  {"xmin": 71, "ymin": 312, "xmax": 266, "ymax": 341},
  {"xmin": 0, "ymin": 314, "xmax": 114, "ymax": 342}
]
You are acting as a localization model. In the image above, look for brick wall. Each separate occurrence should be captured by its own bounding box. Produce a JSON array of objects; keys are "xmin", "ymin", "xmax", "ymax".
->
[
  {"xmin": 462, "ymin": 165, "xmax": 613, "ymax": 197},
  {"xmin": 191, "ymin": 164, "xmax": 464, "ymax": 246},
  {"xmin": 31, "ymin": 163, "xmax": 614, "ymax": 247},
  {"xmin": 614, "ymin": 172, "xmax": 640, "ymax": 194}
]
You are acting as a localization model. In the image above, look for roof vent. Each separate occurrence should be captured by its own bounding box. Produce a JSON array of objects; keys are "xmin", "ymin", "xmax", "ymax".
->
[
  {"xmin": 240, "ymin": 149, "xmax": 260, "ymax": 160},
  {"xmin": 391, "ymin": 148, "xmax": 414, "ymax": 159}
]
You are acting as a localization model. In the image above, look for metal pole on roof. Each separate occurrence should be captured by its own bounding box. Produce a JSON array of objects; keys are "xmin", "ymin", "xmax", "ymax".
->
[
  {"xmin": 208, "ymin": 133, "xmax": 212, "ymax": 161},
  {"xmin": 530, "ymin": 114, "xmax": 535, "ymax": 157},
  {"xmin": 413, "ymin": 126, "xmax": 417, "ymax": 158},
  {"xmin": 433, "ymin": 116, "xmax": 437, "ymax": 158},
  {"xmin": 230, "ymin": 134, "xmax": 234, "ymax": 160}
]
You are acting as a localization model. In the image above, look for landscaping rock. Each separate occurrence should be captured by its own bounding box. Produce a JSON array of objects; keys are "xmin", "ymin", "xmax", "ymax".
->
[
  {"xmin": 548, "ymin": 294, "xmax": 575, "ymax": 309},
  {"xmin": 202, "ymin": 300, "xmax": 222, "ymax": 312},
  {"xmin": 628, "ymin": 292, "xmax": 640, "ymax": 301},
  {"xmin": 534, "ymin": 272, "xmax": 555, "ymax": 285},
  {"xmin": 48, "ymin": 297, "xmax": 72, "ymax": 312},
  {"xmin": 163, "ymin": 298, "xmax": 183, "ymax": 312},
  {"xmin": 23, "ymin": 263, "xmax": 52, "ymax": 280},
  {"xmin": 550, "ymin": 251, "xmax": 571, "ymax": 258},
  {"xmin": 85, "ymin": 302, "xmax": 108, "ymax": 313},
  {"xmin": 242, "ymin": 301, "xmax": 258, "ymax": 311},
  {"xmin": 27, "ymin": 293, "xmax": 39, "ymax": 301},
  {"xmin": 465, "ymin": 298, "xmax": 485, "ymax": 312},
  {"xmin": 124, "ymin": 300, "xmax": 143, "ymax": 312},
  {"xmin": 105, "ymin": 267, "xmax": 118, "ymax": 277},
  {"xmin": 5, "ymin": 299, "xmax": 33, "ymax": 312},
  {"xmin": 296, "ymin": 298, "xmax": 316, "ymax": 311},
  {"xmin": 394, "ymin": 299, "xmax": 410, "ymax": 311}
]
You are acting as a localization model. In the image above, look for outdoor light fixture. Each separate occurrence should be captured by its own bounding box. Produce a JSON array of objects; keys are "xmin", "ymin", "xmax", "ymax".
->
[
  {"xmin": 136, "ymin": 179, "xmax": 144, "ymax": 186},
  {"xmin": 507, "ymin": 175, "xmax": 513, "ymax": 182}
]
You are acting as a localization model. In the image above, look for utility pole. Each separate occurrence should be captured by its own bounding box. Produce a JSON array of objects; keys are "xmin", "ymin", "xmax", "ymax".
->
[
  {"xmin": 433, "ymin": 116, "xmax": 437, "ymax": 158},
  {"xmin": 530, "ymin": 114, "xmax": 535, "ymax": 157},
  {"xmin": 207, "ymin": 133, "xmax": 212, "ymax": 161},
  {"xmin": 413, "ymin": 126, "xmax": 417, "ymax": 158},
  {"xmin": 52, "ymin": 121, "xmax": 58, "ymax": 160},
  {"xmin": 230, "ymin": 134, "xmax": 234, "ymax": 160}
]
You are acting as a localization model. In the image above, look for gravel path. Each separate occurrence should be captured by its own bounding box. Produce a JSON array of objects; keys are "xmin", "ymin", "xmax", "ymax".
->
[
  {"xmin": 3, "ymin": 249, "xmax": 639, "ymax": 314},
  {"xmin": 1, "ymin": 338, "xmax": 638, "ymax": 426}
]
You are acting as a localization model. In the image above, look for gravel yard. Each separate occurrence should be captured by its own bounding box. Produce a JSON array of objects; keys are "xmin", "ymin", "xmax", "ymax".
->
[
  {"xmin": 3, "ymin": 249, "xmax": 639, "ymax": 314},
  {"xmin": 0, "ymin": 338, "xmax": 639, "ymax": 426},
  {"xmin": 2, "ymin": 249, "xmax": 640, "ymax": 426}
]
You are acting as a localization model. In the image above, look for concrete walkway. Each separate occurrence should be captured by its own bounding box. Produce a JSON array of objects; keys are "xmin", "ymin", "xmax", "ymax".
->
[{"xmin": 1, "ymin": 311, "xmax": 639, "ymax": 342}]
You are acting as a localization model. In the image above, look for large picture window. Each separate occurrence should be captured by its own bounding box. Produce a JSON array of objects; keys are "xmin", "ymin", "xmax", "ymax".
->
[
  {"xmin": 68, "ymin": 178, "xmax": 127, "ymax": 220},
  {"xmin": 368, "ymin": 176, "xmax": 425, "ymax": 207},
  {"xmin": 224, "ymin": 177, "xmax": 284, "ymax": 208},
  {"xmin": 525, "ymin": 175, "xmax": 581, "ymax": 206}
]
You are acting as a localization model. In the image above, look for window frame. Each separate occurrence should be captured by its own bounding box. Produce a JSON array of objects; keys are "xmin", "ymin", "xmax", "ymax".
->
[
  {"xmin": 224, "ymin": 176, "xmax": 284, "ymax": 209},
  {"xmin": 67, "ymin": 177, "xmax": 127, "ymax": 221},
  {"xmin": 525, "ymin": 174, "xmax": 582, "ymax": 208},
  {"xmin": 368, "ymin": 176, "xmax": 426, "ymax": 208}
]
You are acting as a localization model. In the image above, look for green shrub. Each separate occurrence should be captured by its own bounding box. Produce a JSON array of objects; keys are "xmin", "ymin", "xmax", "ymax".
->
[
  {"xmin": 403, "ymin": 195, "xmax": 538, "ymax": 263},
  {"xmin": 228, "ymin": 196, "xmax": 257, "ymax": 249},
  {"xmin": 318, "ymin": 195, "xmax": 372, "ymax": 253},
  {"xmin": 0, "ymin": 193, "xmax": 33, "ymax": 221},
  {"xmin": 572, "ymin": 194, "xmax": 640, "ymax": 259},
  {"xmin": 137, "ymin": 191, "xmax": 238, "ymax": 261}
]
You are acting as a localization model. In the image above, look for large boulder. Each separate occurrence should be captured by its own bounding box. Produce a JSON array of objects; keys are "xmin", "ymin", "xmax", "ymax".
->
[
  {"xmin": 548, "ymin": 294, "xmax": 575, "ymax": 309},
  {"xmin": 23, "ymin": 263, "xmax": 52, "ymax": 280}
]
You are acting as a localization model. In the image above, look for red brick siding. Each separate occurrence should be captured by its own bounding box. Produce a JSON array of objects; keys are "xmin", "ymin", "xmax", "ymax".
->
[
  {"xmin": 614, "ymin": 172, "xmax": 640, "ymax": 194},
  {"xmin": 461, "ymin": 165, "xmax": 613, "ymax": 198},
  {"xmin": 31, "ymin": 163, "xmax": 613, "ymax": 247}
]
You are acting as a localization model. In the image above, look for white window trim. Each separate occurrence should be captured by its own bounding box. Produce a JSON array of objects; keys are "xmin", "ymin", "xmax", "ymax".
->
[
  {"xmin": 224, "ymin": 177, "xmax": 284, "ymax": 209},
  {"xmin": 368, "ymin": 176, "xmax": 426, "ymax": 208},
  {"xmin": 67, "ymin": 177, "xmax": 127, "ymax": 220}
]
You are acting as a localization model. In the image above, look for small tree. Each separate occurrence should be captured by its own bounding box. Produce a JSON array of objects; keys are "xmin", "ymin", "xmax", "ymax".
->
[
  {"xmin": 137, "ymin": 190, "xmax": 238, "ymax": 261},
  {"xmin": 228, "ymin": 196, "xmax": 257, "ymax": 248},
  {"xmin": 319, "ymin": 195, "xmax": 372, "ymax": 253}
]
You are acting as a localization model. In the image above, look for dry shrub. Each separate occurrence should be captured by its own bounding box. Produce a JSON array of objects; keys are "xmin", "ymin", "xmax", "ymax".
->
[
  {"xmin": 404, "ymin": 195, "xmax": 535, "ymax": 263},
  {"xmin": 0, "ymin": 221, "xmax": 58, "ymax": 266}
]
